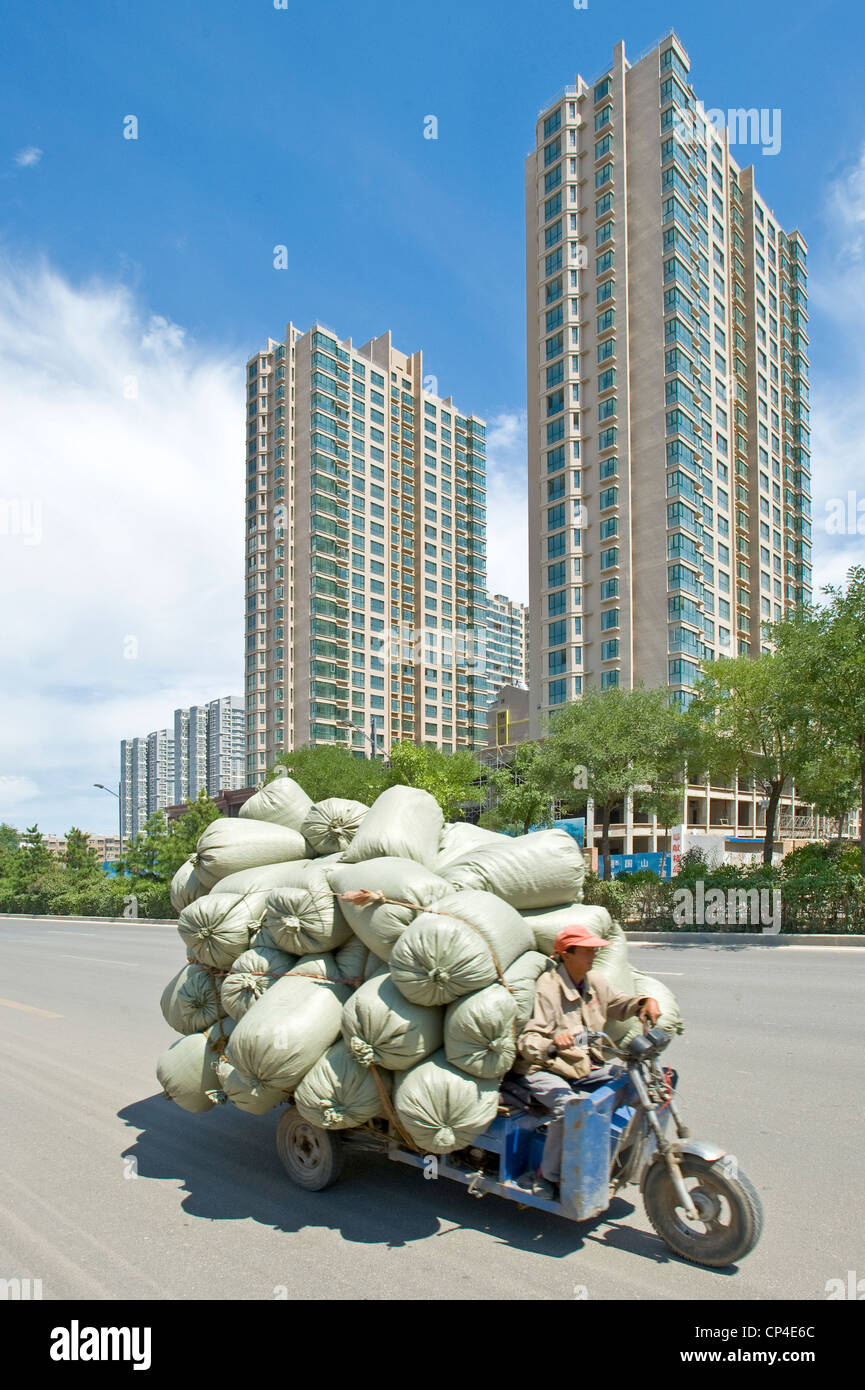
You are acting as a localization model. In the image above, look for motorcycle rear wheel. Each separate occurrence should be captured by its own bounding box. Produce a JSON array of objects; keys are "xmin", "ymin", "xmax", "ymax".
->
[{"xmin": 643, "ymin": 1154, "xmax": 763, "ymax": 1267}]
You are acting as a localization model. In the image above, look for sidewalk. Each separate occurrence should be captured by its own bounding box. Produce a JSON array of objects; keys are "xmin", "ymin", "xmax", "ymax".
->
[{"xmin": 625, "ymin": 930, "xmax": 865, "ymax": 947}]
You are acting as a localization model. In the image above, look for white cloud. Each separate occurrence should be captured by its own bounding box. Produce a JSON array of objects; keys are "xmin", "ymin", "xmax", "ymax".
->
[
  {"xmin": 484, "ymin": 410, "xmax": 528, "ymax": 606},
  {"xmin": 827, "ymin": 145, "xmax": 865, "ymax": 264},
  {"xmin": 14, "ymin": 147, "xmax": 43, "ymax": 168},
  {"xmin": 0, "ymin": 776, "xmax": 39, "ymax": 818},
  {"xmin": 0, "ymin": 261, "xmax": 244, "ymax": 834}
]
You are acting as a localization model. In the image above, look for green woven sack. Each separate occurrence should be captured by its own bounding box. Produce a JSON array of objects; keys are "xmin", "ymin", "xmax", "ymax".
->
[
  {"xmin": 328, "ymin": 857, "xmax": 453, "ymax": 960},
  {"xmin": 393, "ymin": 1052, "xmax": 499, "ymax": 1153},
  {"xmin": 220, "ymin": 944, "xmax": 297, "ymax": 1021},
  {"xmin": 294, "ymin": 1040, "xmax": 391, "ymax": 1130},
  {"xmin": 264, "ymin": 863, "xmax": 352, "ymax": 954},
  {"xmin": 170, "ymin": 858, "xmax": 208, "ymax": 914},
  {"xmin": 210, "ymin": 861, "xmax": 312, "ymax": 896},
  {"xmin": 301, "ymin": 798, "xmax": 369, "ymax": 855},
  {"xmin": 193, "ymin": 818, "xmax": 307, "ymax": 890},
  {"xmin": 239, "ymin": 776, "xmax": 313, "ymax": 832},
  {"xmin": 441, "ymin": 828, "xmax": 586, "ymax": 910},
  {"xmin": 388, "ymin": 889, "xmax": 533, "ymax": 1006},
  {"xmin": 341, "ymin": 968, "xmax": 444, "ymax": 1071},
  {"xmin": 436, "ymin": 822, "xmax": 507, "ymax": 870},
  {"xmin": 443, "ymin": 950, "xmax": 550, "ymax": 1080},
  {"xmin": 341, "ymin": 786, "xmax": 444, "ymax": 868},
  {"xmin": 177, "ymin": 891, "xmax": 265, "ymax": 971},
  {"xmin": 217, "ymin": 974, "xmax": 351, "ymax": 1114},
  {"xmin": 160, "ymin": 962, "xmax": 222, "ymax": 1035},
  {"xmin": 605, "ymin": 970, "xmax": 684, "ymax": 1046},
  {"xmin": 156, "ymin": 1019, "xmax": 235, "ymax": 1113}
]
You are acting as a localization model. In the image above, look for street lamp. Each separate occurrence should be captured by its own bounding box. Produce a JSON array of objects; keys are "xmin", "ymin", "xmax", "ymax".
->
[
  {"xmin": 336, "ymin": 716, "xmax": 380, "ymax": 759},
  {"xmin": 94, "ymin": 782, "xmax": 123, "ymax": 848}
]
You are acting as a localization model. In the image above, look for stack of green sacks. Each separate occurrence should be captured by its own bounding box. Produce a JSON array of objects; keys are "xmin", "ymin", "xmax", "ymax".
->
[{"xmin": 155, "ymin": 776, "xmax": 682, "ymax": 1152}]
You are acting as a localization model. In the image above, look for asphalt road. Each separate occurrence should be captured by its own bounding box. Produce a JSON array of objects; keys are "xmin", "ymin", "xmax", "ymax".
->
[{"xmin": 1, "ymin": 917, "xmax": 863, "ymax": 1301}]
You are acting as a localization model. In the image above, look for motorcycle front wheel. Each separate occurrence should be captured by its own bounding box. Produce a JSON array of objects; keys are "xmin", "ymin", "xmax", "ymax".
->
[{"xmin": 643, "ymin": 1154, "xmax": 763, "ymax": 1267}]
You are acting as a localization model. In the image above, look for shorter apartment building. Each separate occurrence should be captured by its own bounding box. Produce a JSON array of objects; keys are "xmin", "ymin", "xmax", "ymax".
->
[{"xmin": 42, "ymin": 834, "xmax": 124, "ymax": 865}]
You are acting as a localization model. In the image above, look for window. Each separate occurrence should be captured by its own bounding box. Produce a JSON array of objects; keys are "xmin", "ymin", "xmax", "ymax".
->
[
  {"xmin": 595, "ymin": 105, "xmax": 612, "ymax": 132},
  {"xmin": 548, "ymin": 648, "xmax": 567, "ymax": 675},
  {"xmin": 548, "ymin": 679, "xmax": 567, "ymax": 706},
  {"xmin": 597, "ymin": 220, "xmax": 614, "ymax": 248},
  {"xmin": 544, "ymin": 136, "xmax": 562, "ymax": 167},
  {"xmin": 546, "ymin": 331, "xmax": 564, "ymax": 361},
  {"xmin": 548, "ymin": 589, "xmax": 566, "ymax": 616},
  {"xmin": 545, "ymin": 192, "xmax": 562, "ymax": 221}
]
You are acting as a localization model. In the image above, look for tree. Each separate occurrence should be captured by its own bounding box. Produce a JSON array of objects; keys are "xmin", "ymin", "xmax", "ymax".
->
[
  {"xmin": 15, "ymin": 825, "xmax": 52, "ymax": 886},
  {"xmin": 386, "ymin": 742, "xmax": 484, "ymax": 820},
  {"xmin": 771, "ymin": 567, "xmax": 865, "ymax": 872},
  {"xmin": 793, "ymin": 746, "xmax": 860, "ymax": 843},
  {"xmin": 274, "ymin": 744, "xmax": 393, "ymax": 805},
  {"xmin": 488, "ymin": 742, "xmax": 551, "ymax": 833},
  {"xmin": 533, "ymin": 686, "xmax": 692, "ymax": 880},
  {"xmin": 62, "ymin": 828, "xmax": 101, "ymax": 876},
  {"xmin": 0, "ymin": 822, "xmax": 19, "ymax": 877},
  {"xmin": 120, "ymin": 810, "xmax": 169, "ymax": 881},
  {"xmin": 687, "ymin": 650, "xmax": 812, "ymax": 865}
]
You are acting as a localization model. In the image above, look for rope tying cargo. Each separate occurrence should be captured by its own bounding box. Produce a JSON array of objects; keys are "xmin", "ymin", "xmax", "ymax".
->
[{"xmin": 366, "ymin": 1061, "xmax": 421, "ymax": 1152}]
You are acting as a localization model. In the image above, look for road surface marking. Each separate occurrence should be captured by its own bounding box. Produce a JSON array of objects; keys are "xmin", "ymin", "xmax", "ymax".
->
[
  {"xmin": 0, "ymin": 997, "xmax": 62, "ymax": 1018},
  {"xmin": 56, "ymin": 954, "xmax": 140, "ymax": 968}
]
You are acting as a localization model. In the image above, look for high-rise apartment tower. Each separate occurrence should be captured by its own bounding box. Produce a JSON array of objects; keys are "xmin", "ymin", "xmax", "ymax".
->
[
  {"xmin": 244, "ymin": 323, "xmax": 490, "ymax": 780},
  {"xmin": 526, "ymin": 34, "xmax": 811, "ymax": 733}
]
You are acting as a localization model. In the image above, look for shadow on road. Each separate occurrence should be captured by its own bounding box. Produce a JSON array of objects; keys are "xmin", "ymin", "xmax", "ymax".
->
[{"xmin": 117, "ymin": 1094, "xmax": 690, "ymax": 1264}]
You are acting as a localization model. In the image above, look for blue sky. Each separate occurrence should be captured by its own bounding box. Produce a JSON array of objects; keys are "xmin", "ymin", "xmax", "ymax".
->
[
  {"xmin": 4, "ymin": 0, "xmax": 862, "ymax": 407},
  {"xmin": 2, "ymin": 0, "xmax": 865, "ymax": 833}
]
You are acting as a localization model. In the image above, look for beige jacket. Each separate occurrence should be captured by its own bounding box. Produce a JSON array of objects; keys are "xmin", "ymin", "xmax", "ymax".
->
[{"xmin": 514, "ymin": 964, "xmax": 650, "ymax": 1081}]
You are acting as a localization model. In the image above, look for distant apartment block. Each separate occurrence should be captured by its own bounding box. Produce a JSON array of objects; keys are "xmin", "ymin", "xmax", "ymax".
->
[
  {"xmin": 244, "ymin": 321, "xmax": 490, "ymax": 780},
  {"xmin": 526, "ymin": 33, "xmax": 811, "ymax": 736},
  {"xmin": 121, "ymin": 695, "xmax": 245, "ymax": 839},
  {"xmin": 207, "ymin": 695, "xmax": 246, "ymax": 794},
  {"xmin": 173, "ymin": 704, "xmax": 209, "ymax": 805},
  {"xmin": 484, "ymin": 593, "xmax": 529, "ymax": 690}
]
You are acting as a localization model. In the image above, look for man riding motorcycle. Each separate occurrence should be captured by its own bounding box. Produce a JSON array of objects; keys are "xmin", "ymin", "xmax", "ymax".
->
[{"xmin": 508, "ymin": 923, "xmax": 661, "ymax": 1199}]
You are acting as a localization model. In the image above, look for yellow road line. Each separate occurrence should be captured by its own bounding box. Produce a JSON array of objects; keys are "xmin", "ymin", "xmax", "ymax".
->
[{"xmin": 0, "ymin": 997, "xmax": 62, "ymax": 1018}]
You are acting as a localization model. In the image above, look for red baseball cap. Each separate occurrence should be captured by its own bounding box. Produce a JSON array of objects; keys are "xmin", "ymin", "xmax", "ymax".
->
[{"xmin": 554, "ymin": 924, "xmax": 607, "ymax": 953}]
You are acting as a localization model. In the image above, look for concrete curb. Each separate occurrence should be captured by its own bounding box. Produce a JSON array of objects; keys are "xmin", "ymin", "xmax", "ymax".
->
[
  {"xmin": 3, "ymin": 915, "xmax": 862, "ymax": 944},
  {"xmin": 0, "ymin": 914, "xmax": 177, "ymax": 925},
  {"xmin": 625, "ymin": 931, "xmax": 865, "ymax": 947}
]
